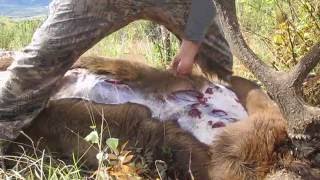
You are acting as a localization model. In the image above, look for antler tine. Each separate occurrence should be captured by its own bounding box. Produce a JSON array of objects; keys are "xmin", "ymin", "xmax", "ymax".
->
[
  {"xmin": 214, "ymin": 0, "xmax": 320, "ymax": 135},
  {"xmin": 213, "ymin": 0, "xmax": 280, "ymax": 87},
  {"xmin": 290, "ymin": 43, "xmax": 320, "ymax": 89}
]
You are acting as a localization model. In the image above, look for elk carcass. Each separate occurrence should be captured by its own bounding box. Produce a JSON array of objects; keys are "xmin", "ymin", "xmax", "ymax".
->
[{"xmin": 1, "ymin": 54, "xmax": 316, "ymax": 179}]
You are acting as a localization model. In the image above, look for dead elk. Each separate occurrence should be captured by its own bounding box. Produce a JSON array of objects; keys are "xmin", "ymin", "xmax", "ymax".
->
[{"xmin": 1, "ymin": 55, "xmax": 317, "ymax": 179}]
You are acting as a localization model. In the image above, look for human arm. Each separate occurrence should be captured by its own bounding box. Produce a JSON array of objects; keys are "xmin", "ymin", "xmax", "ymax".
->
[{"xmin": 171, "ymin": 0, "xmax": 215, "ymax": 75}]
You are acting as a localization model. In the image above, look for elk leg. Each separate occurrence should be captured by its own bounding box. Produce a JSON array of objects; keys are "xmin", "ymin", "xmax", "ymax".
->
[{"xmin": 72, "ymin": 56, "xmax": 146, "ymax": 82}]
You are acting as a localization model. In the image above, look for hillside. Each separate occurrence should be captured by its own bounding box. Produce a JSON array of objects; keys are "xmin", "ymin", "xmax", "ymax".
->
[
  {"xmin": 0, "ymin": 0, "xmax": 50, "ymax": 6},
  {"xmin": 0, "ymin": 0, "xmax": 50, "ymax": 18}
]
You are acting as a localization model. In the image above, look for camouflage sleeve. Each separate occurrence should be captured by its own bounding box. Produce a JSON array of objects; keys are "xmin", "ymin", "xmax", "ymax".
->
[
  {"xmin": 0, "ymin": 0, "xmax": 142, "ymax": 141},
  {"xmin": 184, "ymin": 0, "xmax": 215, "ymax": 42}
]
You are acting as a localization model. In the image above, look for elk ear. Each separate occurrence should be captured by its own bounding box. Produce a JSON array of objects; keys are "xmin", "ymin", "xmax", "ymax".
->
[
  {"xmin": 0, "ymin": 56, "xmax": 13, "ymax": 71},
  {"xmin": 230, "ymin": 76, "xmax": 276, "ymax": 115}
]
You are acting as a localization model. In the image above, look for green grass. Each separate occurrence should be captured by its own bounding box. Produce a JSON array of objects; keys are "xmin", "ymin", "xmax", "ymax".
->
[
  {"xmin": 0, "ymin": 17, "xmax": 180, "ymax": 69},
  {"xmin": 85, "ymin": 20, "xmax": 180, "ymax": 69},
  {"xmin": 2, "ymin": 153, "xmax": 84, "ymax": 179},
  {"xmin": 2, "ymin": 111, "xmax": 160, "ymax": 179},
  {"xmin": 0, "ymin": 17, "xmax": 43, "ymax": 50}
]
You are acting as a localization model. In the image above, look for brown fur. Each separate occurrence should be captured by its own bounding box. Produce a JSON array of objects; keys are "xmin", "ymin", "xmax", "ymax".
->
[
  {"xmin": 230, "ymin": 76, "xmax": 280, "ymax": 115},
  {"xmin": 1, "ymin": 56, "xmax": 297, "ymax": 179},
  {"xmin": 0, "ymin": 56, "xmax": 13, "ymax": 71},
  {"xmin": 207, "ymin": 76, "xmax": 288, "ymax": 180},
  {"xmin": 73, "ymin": 56, "xmax": 209, "ymax": 94},
  {"xmin": 209, "ymin": 106, "xmax": 288, "ymax": 179},
  {"xmin": 10, "ymin": 100, "xmax": 212, "ymax": 179}
]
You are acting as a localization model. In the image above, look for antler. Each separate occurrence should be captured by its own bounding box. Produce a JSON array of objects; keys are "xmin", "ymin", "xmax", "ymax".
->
[{"xmin": 213, "ymin": 0, "xmax": 320, "ymax": 136}]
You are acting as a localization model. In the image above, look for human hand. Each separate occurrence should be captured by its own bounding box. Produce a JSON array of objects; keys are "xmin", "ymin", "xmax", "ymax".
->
[{"xmin": 170, "ymin": 39, "xmax": 200, "ymax": 76}]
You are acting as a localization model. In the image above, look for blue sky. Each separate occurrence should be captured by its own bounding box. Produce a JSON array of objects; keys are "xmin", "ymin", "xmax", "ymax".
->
[
  {"xmin": 0, "ymin": 1, "xmax": 50, "ymax": 18},
  {"xmin": 0, "ymin": 0, "xmax": 50, "ymax": 6}
]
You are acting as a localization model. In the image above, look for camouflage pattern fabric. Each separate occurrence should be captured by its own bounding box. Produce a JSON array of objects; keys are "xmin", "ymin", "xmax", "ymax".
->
[{"xmin": 0, "ymin": 0, "xmax": 232, "ymax": 141}]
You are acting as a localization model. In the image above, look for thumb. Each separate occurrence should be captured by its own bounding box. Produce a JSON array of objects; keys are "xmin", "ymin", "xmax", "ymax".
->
[
  {"xmin": 177, "ymin": 61, "xmax": 188, "ymax": 76},
  {"xmin": 171, "ymin": 57, "xmax": 180, "ymax": 70}
]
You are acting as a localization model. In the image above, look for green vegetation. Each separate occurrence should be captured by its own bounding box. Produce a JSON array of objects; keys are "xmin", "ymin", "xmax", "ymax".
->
[
  {"xmin": 235, "ymin": 0, "xmax": 320, "ymax": 77},
  {"xmin": 0, "ymin": 17, "xmax": 43, "ymax": 50},
  {"xmin": 85, "ymin": 20, "xmax": 180, "ymax": 68},
  {"xmin": 0, "ymin": 17, "xmax": 180, "ymax": 69},
  {"xmin": 0, "ymin": 0, "xmax": 319, "ymax": 178},
  {"xmin": 1, "ymin": 0, "xmax": 318, "ymax": 73}
]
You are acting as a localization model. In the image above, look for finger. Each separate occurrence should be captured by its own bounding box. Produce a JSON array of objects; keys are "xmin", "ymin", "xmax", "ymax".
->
[
  {"xmin": 168, "ymin": 58, "xmax": 177, "ymax": 69},
  {"xmin": 177, "ymin": 61, "xmax": 194, "ymax": 76},
  {"xmin": 177, "ymin": 63, "xmax": 188, "ymax": 76},
  {"xmin": 171, "ymin": 56, "xmax": 180, "ymax": 70},
  {"xmin": 167, "ymin": 65, "xmax": 177, "ymax": 76},
  {"xmin": 169, "ymin": 58, "xmax": 180, "ymax": 76}
]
